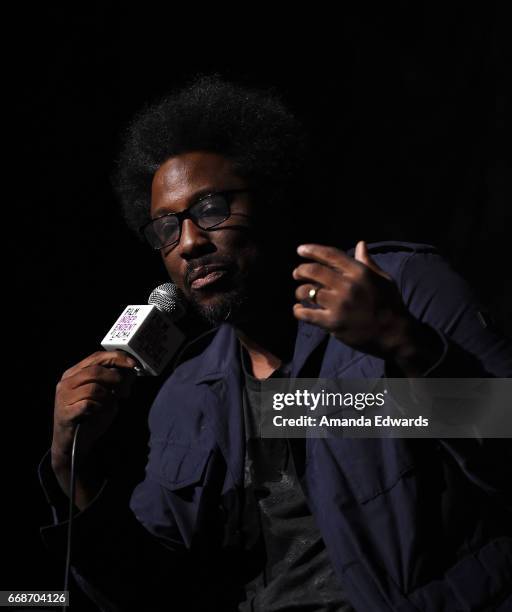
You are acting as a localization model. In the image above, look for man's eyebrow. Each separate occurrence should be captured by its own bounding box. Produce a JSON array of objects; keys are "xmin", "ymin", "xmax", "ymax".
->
[{"xmin": 152, "ymin": 188, "xmax": 218, "ymax": 218}]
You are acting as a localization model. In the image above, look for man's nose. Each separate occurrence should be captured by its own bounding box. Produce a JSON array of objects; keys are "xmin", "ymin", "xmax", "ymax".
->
[{"xmin": 177, "ymin": 218, "xmax": 213, "ymax": 259}]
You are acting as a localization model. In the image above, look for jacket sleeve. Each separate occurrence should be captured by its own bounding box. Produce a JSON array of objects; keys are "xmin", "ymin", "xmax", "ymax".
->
[
  {"xmin": 396, "ymin": 249, "xmax": 512, "ymax": 494},
  {"xmin": 38, "ymin": 450, "xmax": 198, "ymax": 612},
  {"xmin": 382, "ymin": 249, "xmax": 512, "ymax": 610},
  {"xmin": 398, "ymin": 248, "xmax": 512, "ymax": 378}
]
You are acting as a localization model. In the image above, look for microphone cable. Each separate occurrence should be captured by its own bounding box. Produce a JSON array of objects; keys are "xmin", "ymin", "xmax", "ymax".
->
[{"xmin": 62, "ymin": 422, "xmax": 80, "ymax": 612}]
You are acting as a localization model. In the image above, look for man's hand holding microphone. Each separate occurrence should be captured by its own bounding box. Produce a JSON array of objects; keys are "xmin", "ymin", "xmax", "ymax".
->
[{"xmin": 50, "ymin": 283, "xmax": 186, "ymax": 510}]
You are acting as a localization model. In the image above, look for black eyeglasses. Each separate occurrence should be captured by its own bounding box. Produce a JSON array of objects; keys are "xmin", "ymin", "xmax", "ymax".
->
[{"xmin": 140, "ymin": 189, "xmax": 251, "ymax": 250}]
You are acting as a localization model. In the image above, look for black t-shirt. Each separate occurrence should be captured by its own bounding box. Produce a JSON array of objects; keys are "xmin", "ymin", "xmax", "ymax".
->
[{"xmin": 237, "ymin": 344, "xmax": 354, "ymax": 612}]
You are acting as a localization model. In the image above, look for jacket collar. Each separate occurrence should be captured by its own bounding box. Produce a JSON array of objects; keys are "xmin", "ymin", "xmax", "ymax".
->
[
  {"xmin": 187, "ymin": 320, "xmax": 328, "ymax": 490},
  {"xmin": 187, "ymin": 320, "xmax": 329, "ymax": 384}
]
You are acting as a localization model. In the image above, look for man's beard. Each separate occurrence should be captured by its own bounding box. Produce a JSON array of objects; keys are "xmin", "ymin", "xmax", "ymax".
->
[
  {"xmin": 188, "ymin": 285, "xmax": 250, "ymax": 326},
  {"xmin": 182, "ymin": 252, "xmax": 256, "ymax": 327}
]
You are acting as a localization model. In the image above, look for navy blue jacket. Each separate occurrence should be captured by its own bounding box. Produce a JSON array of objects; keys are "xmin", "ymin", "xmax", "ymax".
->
[{"xmin": 40, "ymin": 242, "xmax": 512, "ymax": 611}]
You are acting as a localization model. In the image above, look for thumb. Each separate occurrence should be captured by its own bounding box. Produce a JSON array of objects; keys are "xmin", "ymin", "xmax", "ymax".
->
[{"xmin": 354, "ymin": 241, "xmax": 391, "ymax": 279}]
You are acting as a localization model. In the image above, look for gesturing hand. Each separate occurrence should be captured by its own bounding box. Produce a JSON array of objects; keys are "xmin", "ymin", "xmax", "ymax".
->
[{"xmin": 292, "ymin": 240, "xmax": 415, "ymax": 361}]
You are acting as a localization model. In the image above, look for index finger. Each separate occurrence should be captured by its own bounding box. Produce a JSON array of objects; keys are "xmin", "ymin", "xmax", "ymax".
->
[
  {"xmin": 297, "ymin": 244, "xmax": 359, "ymax": 272},
  {"xmin": 62, "ymin": 350, "xmax": 138, "ymax": 380}
]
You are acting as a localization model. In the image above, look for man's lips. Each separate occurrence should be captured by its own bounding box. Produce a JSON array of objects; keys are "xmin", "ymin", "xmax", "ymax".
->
[
  {"xmin": 189, "ymin": 265, "xmax": 230, "ymax": 290},
  {"xmin": 191, "ymin": 270, "xmax": 228, "ymax": 289}
]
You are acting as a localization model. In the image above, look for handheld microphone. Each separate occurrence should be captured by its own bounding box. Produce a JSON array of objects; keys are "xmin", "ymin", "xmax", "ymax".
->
[{"xmin": 100, "ymin": 283, "xmax": 187, "ymax": 375}]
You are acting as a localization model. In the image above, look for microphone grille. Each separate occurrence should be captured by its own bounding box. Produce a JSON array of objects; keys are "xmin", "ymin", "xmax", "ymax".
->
[{"xmin": 148, "ymin": 283, "xmax": 187, "ymax": 320}]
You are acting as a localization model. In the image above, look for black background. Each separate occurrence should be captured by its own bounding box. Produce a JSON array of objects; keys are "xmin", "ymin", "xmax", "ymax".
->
[{"xmin": 7, "ymin": 3, "xmax": 511, "ymax": 609}]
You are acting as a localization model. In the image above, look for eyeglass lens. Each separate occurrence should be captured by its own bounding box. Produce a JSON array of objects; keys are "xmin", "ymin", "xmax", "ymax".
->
[{"xmin": 148, "ymin": 194, "xmax": 231, "ymax": 248}]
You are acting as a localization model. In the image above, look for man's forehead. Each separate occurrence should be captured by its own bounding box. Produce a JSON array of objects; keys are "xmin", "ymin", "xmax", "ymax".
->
[
  {"xmin": 154, "ymin": 152, "xmax": 238, "ymax": 188},
  {"xmin": 151, "ymin": 151, "xmax": 245, "ymax": 212}
]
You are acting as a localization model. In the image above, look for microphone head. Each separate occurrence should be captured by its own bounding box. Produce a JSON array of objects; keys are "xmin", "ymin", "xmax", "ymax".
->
[{"xmin": 148, "ymin": 283, "xmax": 187, "ymax": 320}]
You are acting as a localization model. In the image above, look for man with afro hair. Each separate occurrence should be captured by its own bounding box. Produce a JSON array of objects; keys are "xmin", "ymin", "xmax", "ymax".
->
[{"xmin": 41, "ymin": 76, "xmax": 512, "ymax": 611}]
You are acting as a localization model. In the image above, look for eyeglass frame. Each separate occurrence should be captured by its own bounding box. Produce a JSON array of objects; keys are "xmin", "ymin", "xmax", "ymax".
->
[{"xmin": 139, "ymin": 188, "xmax": 252, "ymax": 250}]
